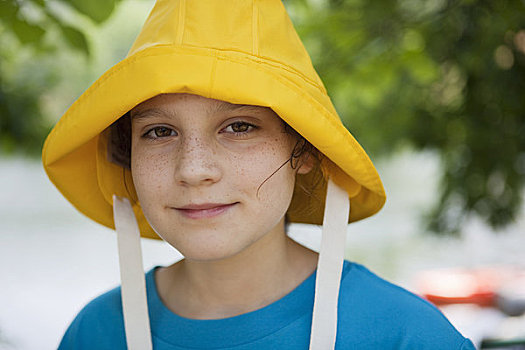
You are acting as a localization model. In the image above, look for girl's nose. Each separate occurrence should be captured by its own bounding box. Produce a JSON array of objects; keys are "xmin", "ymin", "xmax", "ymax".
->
[{"xmin": 175, "ymin": 136, "xmax": 222, "ymax": 187}]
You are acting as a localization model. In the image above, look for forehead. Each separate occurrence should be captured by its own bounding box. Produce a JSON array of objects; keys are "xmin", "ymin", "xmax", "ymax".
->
[{"xmin": 130, "ymin": 93, "xmax": 274, "ymax": 118}]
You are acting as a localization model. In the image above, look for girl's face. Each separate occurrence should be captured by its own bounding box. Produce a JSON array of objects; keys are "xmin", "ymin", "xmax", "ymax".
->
[{"xmin": 130, "ymin": 93, "xmax": 311, "ymax": 261}]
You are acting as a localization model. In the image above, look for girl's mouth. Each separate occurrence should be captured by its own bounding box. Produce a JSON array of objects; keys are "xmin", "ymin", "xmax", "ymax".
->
[{"xmin": 174, "ymin": 202, "xmax": 238, "ymax": 219}]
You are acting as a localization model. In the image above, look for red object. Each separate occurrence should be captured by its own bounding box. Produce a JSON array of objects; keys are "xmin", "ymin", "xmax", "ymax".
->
[{"xmin": 417, "ymin": 268, "xmax": 503, "ymax": 307}]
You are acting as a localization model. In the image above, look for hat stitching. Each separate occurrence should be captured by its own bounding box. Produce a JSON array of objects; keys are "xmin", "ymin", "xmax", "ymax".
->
[
  {"xmin": 175, "ymin": 0, "xmax": 185, "ymax": 45},
  {"xmin": 181, "ymin": 44, "xmax": 327, "ymax": 93},
  {"xmin": 251, "ymin": 1, "xmax": 259, "ymax": 56}
]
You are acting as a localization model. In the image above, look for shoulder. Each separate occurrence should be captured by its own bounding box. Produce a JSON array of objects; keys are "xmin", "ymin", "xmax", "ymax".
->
[
  {"xmin": 336, "ymin": 261, "xmax": 476, "ymax": 350},
  {"xmin": 58, "ymin": 285, "xmax": 127, "ymax": 350}
]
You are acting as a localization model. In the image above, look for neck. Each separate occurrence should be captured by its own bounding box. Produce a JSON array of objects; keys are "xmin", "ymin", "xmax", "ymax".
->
[{"xmin": 155, "ymin": 224, "xmax": 318, "ymax": 319}]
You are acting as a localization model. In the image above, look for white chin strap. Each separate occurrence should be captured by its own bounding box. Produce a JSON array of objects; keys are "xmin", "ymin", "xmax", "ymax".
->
[
  {"xmin": 113, "ymin": 195, "xmax": 152, "ymax": 350},
  {"xmin": 309, "ymin": 178, "xmax": 351, "ymax": 350},
  {"xmin": 112, "ymin": 178, "xmax": 349, "ymax": 350}
]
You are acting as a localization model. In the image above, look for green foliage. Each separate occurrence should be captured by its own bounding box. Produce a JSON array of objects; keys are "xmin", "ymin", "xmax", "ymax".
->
[
  {"xmin": 0, "ymin": 68, "xmax": 52, "ymax": 155},
  {"xmin": 286, "ymin": 0, "xmax": 525, "ymax": 234},
  {"xmin": 0, "ymin": 0, "xmax": 121, "ymax": 53},
  {"xmin": 0, "ymin": 0, "xmax": 121, "ymax": 155},
  {"xmin": 66, "ymin": 0, "xmax": 120, "ymax": 24}
]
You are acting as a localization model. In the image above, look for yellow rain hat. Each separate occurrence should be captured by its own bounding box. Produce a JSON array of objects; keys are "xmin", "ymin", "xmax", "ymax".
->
[
  {"xmin": 42, "ymin": 0, "xmax": 385, "ymax": 240},
  {"xmin": 43, "ymin": 1, "xmax": 388, "ymax": 348}
]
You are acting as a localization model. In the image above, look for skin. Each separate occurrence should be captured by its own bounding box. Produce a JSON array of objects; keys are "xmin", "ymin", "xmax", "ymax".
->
[{"xmin": 130, "ymin": 93, "xmax": 318, "ymax": 319}]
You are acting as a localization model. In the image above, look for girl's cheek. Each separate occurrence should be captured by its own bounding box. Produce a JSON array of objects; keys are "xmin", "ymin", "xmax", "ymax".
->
[
  {"xmin": 132, "ymin": 152, "xmax": 163, "ymax": 190},
  {"xmin": 239, "ymin": 147, "xmax": 295, "ymax": 188}
]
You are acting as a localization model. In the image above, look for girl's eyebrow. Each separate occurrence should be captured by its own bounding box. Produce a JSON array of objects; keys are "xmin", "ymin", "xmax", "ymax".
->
[
  {"xmin": 130, "ymin": 108, "xmax": 165, "ymax": 121},
  {"xmin": 131, "ymin": 103, "xmax": 266, "ymax": 121},
  {"xmin": 211, "ymin": 102, "xmax": 266, "ymax": 115}
]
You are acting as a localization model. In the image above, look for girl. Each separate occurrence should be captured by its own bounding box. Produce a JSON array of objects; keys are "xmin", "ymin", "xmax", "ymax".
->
[{"xmin": 43, "ymin": 0, "xmax": 475, "ymax": 349}]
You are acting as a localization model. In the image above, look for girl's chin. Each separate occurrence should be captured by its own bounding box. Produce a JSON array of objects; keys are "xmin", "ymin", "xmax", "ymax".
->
[
  {"xmin": 159, "ymin": 235, "xmax": 256, "ymax": 262},
  {"xmin": 179, "ymin": 248, "xmax": 249, "ymax": 263}
]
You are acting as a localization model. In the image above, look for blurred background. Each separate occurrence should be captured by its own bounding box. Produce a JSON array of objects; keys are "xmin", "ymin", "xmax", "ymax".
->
[{"xmin": 0, "ymin": 0, "xmax": 524, "ymax": 348}]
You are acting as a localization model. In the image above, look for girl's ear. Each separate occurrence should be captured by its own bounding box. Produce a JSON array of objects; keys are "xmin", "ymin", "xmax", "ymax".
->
[{"xmin": 297, "ymin": 152, "xmax": 315, "ymax": 175}]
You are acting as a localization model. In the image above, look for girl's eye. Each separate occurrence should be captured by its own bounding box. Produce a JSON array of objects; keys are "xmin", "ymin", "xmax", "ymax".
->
[
  {"xmin": 144, "ymin": 126, "xmax": 176, "ymax": 139},
  {"xmin": 223, "ymin": 121, "xmax": 256, "ymax": 134}
]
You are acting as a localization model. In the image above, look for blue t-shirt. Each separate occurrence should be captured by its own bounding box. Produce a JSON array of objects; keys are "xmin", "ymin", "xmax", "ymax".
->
[{"xmin": 58, "ymin": 261, "xmax": 475, "ymax": 349}]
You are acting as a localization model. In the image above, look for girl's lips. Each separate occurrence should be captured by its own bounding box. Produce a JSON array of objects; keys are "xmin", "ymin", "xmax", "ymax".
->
[{"xmin": 174, "ymin": 203, "xmax": 237, "ymax": 219}]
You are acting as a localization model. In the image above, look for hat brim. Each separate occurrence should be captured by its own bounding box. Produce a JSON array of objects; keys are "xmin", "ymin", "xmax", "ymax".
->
[{"xmin": 43, "ymin": 45, "xmax": 385, "ymax": 239}]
